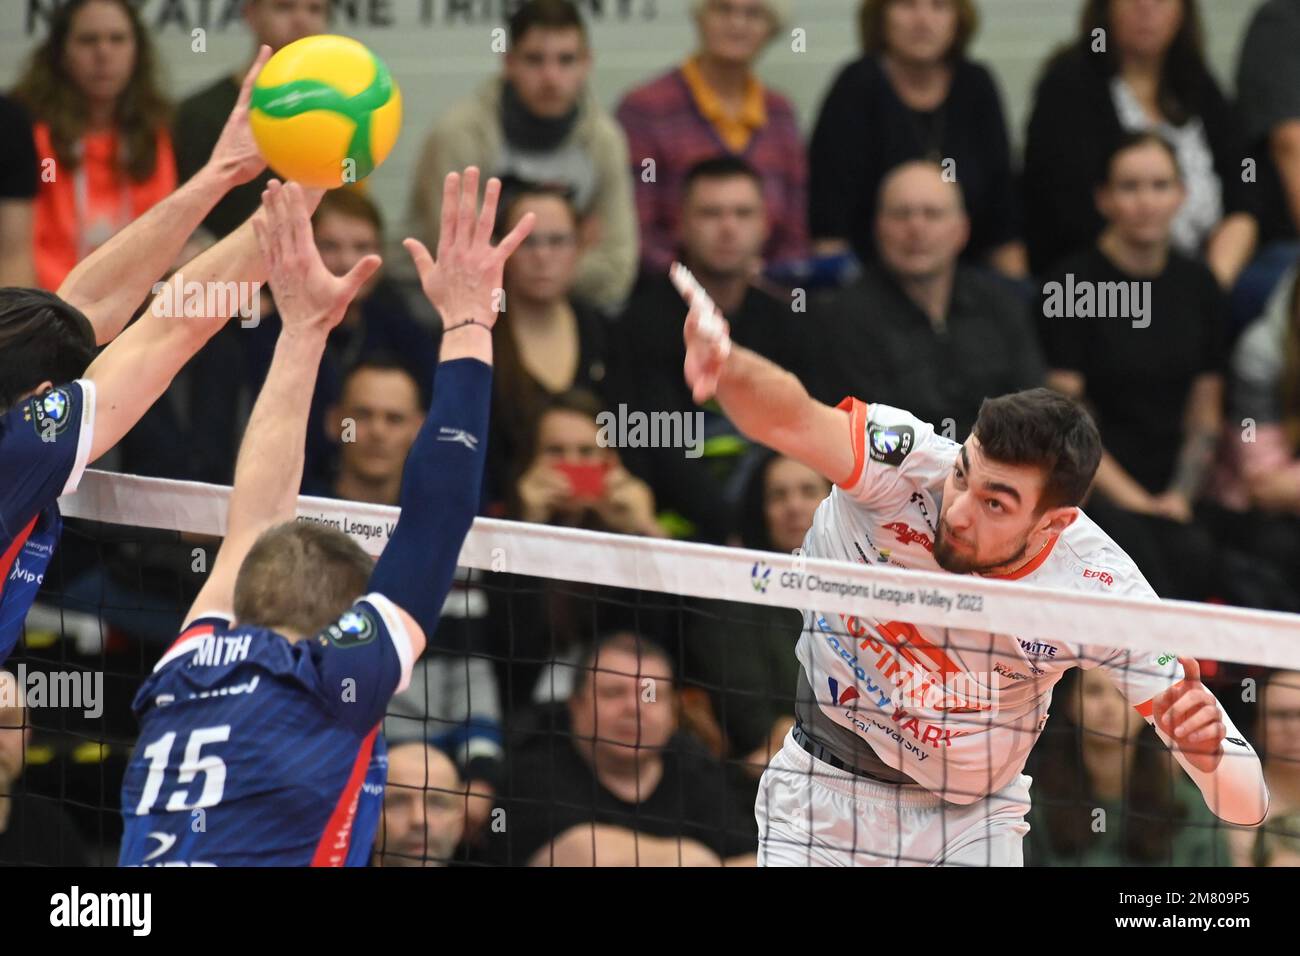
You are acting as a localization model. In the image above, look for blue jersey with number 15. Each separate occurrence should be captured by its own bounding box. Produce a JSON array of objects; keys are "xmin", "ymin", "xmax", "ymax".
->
[{"xmin": 119, "ymin": 593, "xmax": 413, "ymax": 866}]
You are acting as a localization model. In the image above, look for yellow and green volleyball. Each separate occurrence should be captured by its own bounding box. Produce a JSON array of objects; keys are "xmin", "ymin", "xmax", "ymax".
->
[{"xmin": 249, "ymin": 35, "xmax": 402, "ymax": 189}]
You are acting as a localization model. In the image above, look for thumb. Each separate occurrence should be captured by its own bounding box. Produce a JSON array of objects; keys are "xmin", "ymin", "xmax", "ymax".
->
[
  {"xmin": 1178, "ymin": 655, "xmax": 1201, "ymax": 685},
  {"xmin": 402, "ymin": 237, "xmax": 435, "ymax": 279},
  {"xmin": 340, "ymin": 254, "xmax": 382, "ymax": 300}
]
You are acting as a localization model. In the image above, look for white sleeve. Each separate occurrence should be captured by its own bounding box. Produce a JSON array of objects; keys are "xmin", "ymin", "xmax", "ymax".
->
[
  {"xmin": 61, "ymin": 379, "xmax": 97, "ymax": 495},
  {"xmin": 834, "ymin": 399, "xmax": 959, "ymax": 509}
]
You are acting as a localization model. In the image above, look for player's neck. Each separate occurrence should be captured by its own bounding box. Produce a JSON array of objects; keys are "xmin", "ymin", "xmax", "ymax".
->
[{"xmin": 978, "ymin": 532, "xmax": 1053, "ymax": 579}]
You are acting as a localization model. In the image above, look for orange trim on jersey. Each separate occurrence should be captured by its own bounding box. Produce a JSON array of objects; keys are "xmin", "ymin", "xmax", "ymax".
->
[
  {"xmin": 984, "ymin": 534, "xmax": 1060, "ymax": 581},
  {"xmin": 312, "ymin": 726, "xmax": 379, "ymax": 867},
  {"xmin": 0, "ymin": 515, "xmax": 39, "ymax": 591},
  {"xmin": 835, "ymin": 397, "xmax": 869, "ymax": 489},
  {"xmin": 162, "ymin": 621, "xmax": 217, "ymax": 657},
  {"xmin": 1134, "ymin": 697, "xmax": 1155, "ymax": 719}
]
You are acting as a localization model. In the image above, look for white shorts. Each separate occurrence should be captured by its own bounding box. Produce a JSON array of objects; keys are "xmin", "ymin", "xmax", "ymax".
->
[{"xmin": 756, "ymin": 730, "xmax": 1031, "ymax": 866}]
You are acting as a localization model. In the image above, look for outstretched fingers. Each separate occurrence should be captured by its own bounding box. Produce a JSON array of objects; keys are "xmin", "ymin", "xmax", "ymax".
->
[
  {"xmin": 456, "ymin": 167, "xmax": 481, "ymax": 257},
  {"xmin": 437, "ymin": 171, "xmax": 461, "ymax": 260},
  {"xmin": 340, "ymin": 254, "xmax": 383, "ymax": 303},
  {"xmin": 237, "ymin": 45, "xmax": 271, "ymax": 111},
  {"xmin": 492, "ymin": 210, "xmax": 536, "ymax": 268},
  {"xmin": 473, "ymin": 176, "xmax": 502, "ymax": 251},
  {"xmin": 403, "ymin": 237, "xmax": 436, "ymax": 281}
]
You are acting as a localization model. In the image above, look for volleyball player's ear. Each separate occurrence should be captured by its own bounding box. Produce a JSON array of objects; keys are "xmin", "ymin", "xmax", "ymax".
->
[{"xmin": 1042, "ymin": 507, "xmax": 1079, "ymax": 538}]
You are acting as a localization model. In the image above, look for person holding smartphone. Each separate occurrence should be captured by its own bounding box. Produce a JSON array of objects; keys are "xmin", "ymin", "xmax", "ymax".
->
[{"xmin": 512, "ymin": 389, "xmax": 665, "ymax": 538}]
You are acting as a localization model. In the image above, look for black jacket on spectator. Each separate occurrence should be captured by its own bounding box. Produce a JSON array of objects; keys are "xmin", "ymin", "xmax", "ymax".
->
[
  {"xmin": 612, "ymin": 274, "xmax": 804, "ymax": 542},
  {"xmin": 805, "ymin": 262, "xmax": 1045, "ymax": 441},
  {"xmin": 0, "ymin": 94, "xmax": 38, "ymax": 202},
  {"xmin": 1037, "ymin": 246, "xmax": 1227, "ymax": 495},
  {"xmin": 808, "ymin": 55, "xmax": 1020, "ymax": 267},
  {"xmin": 0, "ymin": 792, "xmax": 89, "ymax": 866},
  {"xmin": 1023, "ymin": 47, "xmax": 1254, "ymax": 277},
  {"xmin": 492, "ymin": 711, "xmax": 756, "ymax": 865},
  {"xmin": 1236, "ymin": 0, "xmax": 1300, "ymax": 242},
  {"xmin": 486, "ymin": 298, "xmax": 610, "ymax": 516}
]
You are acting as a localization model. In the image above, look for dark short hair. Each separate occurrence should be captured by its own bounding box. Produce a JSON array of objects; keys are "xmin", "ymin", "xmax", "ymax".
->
[
  {"xmin": 495, "ymin": 176, "xmax": 579, "ymax": 240},
  {"xmin": 1098, "ymin": 130, "xmax": 1183, "ymax": 187},
  {"xmin": 859, "ymin": 0, "xmax": 980, "ymax": 60},
  {"xmin": 233, "ymin": 521, "xmax": 374, "ymax": 636},
  {"xmin": 682, "ymin": 155, "xmax": 764, "ymax": 199},
  {"xmin": 508, "ymin": 0, "xmax": 587, "ymax": 46},
  {"xmin": 313, "ymin": 187, "xmax": 385, "ymax": 237},
  {"xmin": 339, "ymin": 353, "xmax": 428, "ymax": 412},
  {"xmin": 572, "ymin": 632, "xmax": 674, "ymax": 697},
  {"xmin": 972, "ymin": 388, "xmax": 1102, "ymax": 512},
  {"xmin": 0, "ymin": 288, "xmax": 97, "ymax": 412}
]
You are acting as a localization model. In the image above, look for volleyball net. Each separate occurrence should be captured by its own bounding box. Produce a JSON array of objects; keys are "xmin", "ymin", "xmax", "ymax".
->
[{"xmin": 4, "ymin": 468, "xmax": 1299, "ymax": 866}]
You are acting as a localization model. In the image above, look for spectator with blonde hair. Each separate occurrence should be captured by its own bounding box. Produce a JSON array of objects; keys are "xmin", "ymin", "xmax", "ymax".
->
[{"xmin": 616, "ymin": 0, "xmax": 807, "ymax": 278}]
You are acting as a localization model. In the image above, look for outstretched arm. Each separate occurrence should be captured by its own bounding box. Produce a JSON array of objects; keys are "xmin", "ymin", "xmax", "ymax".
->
[
  {"xmin": 183, "ymin": 181, "xmax": 380, "ymax": 627},
  {"xmin": 366, "ymin": 168, "xmax": 534, "ymax": 639},
  {"xmin": 1150, "ymin": 656, "xmax": 1269, "ymax": 827},
  {"xmin": 681, "ymin": 284, "xmax": 853, "ymax": 485},
  {"xmin": 58, "ymin": 46, "xmax": 272, "ymax": 344}
]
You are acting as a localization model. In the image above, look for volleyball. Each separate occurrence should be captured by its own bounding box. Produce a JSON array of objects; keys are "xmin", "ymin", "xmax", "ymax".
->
[{"xmin": 249, "ymin": 35, "xmax": 402, "ymax": 189}]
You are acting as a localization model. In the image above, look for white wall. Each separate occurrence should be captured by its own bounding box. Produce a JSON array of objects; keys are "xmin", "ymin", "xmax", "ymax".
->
[{"xmin": 0, "ymin": 0, "xmax": 1264, "ymax": 230}]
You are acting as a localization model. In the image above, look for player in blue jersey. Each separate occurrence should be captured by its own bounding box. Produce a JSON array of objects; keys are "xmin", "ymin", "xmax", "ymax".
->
[
  {"xmin": 0, "ymin": 48, "xmax": 292, "ymax": 665},
  {"xmin": 118, "ymin": 169, "xmax": 535, "ymax": 866}
]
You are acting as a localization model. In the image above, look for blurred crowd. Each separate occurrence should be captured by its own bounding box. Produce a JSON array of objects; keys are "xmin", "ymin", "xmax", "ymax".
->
[{"xmin": 4, "ymin": 0, "xmax": 1300, "ymax": 867}]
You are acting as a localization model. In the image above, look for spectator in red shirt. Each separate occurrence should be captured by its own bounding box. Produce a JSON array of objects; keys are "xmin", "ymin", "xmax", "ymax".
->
[
  {"xmin": 616, "ymin": 0, "xmax": 806, "ymax": 278},
  {"xmin": 13, "ymin": 0, "xmax": 176, "ymax": 291}
]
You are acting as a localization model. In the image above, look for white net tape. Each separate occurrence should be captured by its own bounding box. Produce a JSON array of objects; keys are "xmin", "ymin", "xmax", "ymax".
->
[{"xmin": 60, "ymin": 469, "xmax": 1300, "ymax": 669}]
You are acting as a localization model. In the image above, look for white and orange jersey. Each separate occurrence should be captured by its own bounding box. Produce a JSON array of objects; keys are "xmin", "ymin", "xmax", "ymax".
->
[{"xmin": 796, "ymin": 399, "xmax": 1195, "ymax": 805}]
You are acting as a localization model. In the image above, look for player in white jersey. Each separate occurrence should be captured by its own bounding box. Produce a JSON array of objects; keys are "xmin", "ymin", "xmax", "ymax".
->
[{"xmin": 676, "ymin": 283, "xmax": 1269, "ymax": 866}]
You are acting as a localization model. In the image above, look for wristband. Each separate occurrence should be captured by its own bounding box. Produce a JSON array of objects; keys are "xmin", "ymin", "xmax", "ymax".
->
[{"xmin": 444, "ymin": 317, "xmax": 492, "ymax": 334}]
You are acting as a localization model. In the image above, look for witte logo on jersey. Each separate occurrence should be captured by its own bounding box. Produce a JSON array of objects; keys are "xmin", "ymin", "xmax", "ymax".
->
[
  {"xmin": 868, "ymin": 423, "xmax": 914, "ymax": 466},
  {"xmin": 320, "ymin": 607, "xmax": 378, "ymax": 649},
  {"xmin": 437, "ymin": 427, "xmax": 479, "ymax": 450}
]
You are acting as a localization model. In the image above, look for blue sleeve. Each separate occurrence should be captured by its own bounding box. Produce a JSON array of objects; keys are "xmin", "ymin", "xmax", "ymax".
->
[
  {"xmin": 306, "ymin": 594, "xmax": 413, "ymax": 735},
  {"xmin": 367, "ymin": 357, "xmax": 490, "ymax": 640},
  {"xmin": 0, "ymin": 380, "xmax": 96, "ymax": 542}
]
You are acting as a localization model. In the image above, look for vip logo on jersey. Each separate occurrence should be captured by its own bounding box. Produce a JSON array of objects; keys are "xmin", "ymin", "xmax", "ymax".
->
[
  {"xmin": 828, "ymin": 676, "xmax": 860, "ymax": 706},
  {"xmin": 867, "ymin": 423, "xmax": 914, "ymax": 466},
  {"xmin": 25, "ymin": 387, "xmax": 74, "ymax": 438},
  {"xmin": 320, "ymin": 607, "xmax": 378, "ymax": 648},
  {"xmin": 751, "ymin": 561, "xmax": 771, "ymax": 593}
]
